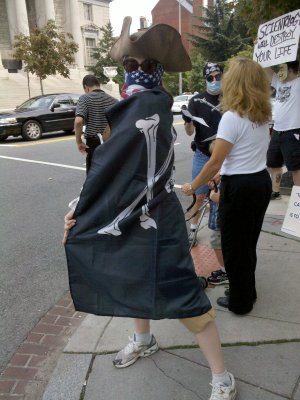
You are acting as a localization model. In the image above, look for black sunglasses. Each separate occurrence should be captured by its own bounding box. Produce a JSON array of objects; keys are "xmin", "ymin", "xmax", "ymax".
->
[
  {"xmin": 123, "ymin": 58, "xmax": 159, "ymax": 74},
  {"xmin": 206, "ymin": 73, "xmax": 222, "ymax": 82}
]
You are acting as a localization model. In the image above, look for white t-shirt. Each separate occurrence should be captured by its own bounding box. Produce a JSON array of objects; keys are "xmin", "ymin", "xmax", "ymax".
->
[
  {"xmin": 271, "ymin": 74, "xmax": 300, "ymax": 131},
  {"xmin": 217, "ymin": 111, "xmax": 269, "ymax": 176}
]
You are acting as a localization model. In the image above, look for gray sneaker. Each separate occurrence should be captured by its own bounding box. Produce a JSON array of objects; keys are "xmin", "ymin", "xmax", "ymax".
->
[
  {"xmin": 188, "ymin": 229, "xmax": 198, "ymax": 247},
  {"xmin": 113, "ymin": 335, "xmax": 159, "ymax": 368},
  {"xmin": 209, "ymin": 372, "xmax": 237, "ymax": 400}
]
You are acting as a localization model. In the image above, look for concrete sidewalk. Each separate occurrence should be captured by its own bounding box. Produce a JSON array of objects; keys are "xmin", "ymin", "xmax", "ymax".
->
[{"xmin": 42, "ymin": 195, "xmax": 300, "ymax": 400}]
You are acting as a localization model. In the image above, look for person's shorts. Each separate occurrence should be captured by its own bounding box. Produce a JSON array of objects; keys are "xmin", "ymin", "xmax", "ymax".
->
[
  {"xmin": 192, "ymin": 149, "xmax": 210, "ymax": 195},
  {"xmin": 210, "ymin": 229, "xmax": 221, "ymax": 249},
  {"xmin": 267, "ymin": 129, "xmax": 300, "ymax": 171}
]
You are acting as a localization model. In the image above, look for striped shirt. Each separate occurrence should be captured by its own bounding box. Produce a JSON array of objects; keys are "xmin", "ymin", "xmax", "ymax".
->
[{"xmin": 76, "ymin": 89, "xmax": 118, "ymax": 138}]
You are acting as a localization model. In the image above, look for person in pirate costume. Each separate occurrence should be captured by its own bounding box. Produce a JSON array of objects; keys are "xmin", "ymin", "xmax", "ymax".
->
[{"xmin": 63, "ymin": 17, "xmax": 237, "ymax": 400}]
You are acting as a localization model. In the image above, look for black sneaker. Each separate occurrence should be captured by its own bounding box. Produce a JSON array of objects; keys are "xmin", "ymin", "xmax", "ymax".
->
[
  {"xmin": 207, "ymin": 269, "xmax": 229, "ymax": 285},
  {"xmin": 270, "ymin": 191, "xmax": 281, "ymax": 200}
]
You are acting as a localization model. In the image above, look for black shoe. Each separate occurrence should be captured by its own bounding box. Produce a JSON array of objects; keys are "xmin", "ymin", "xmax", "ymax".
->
[
  {"xmin": 207, "ymin": 269, "xmax": 229, "ymax": 285},
  {"xmin": 270, "ymin": 191, "xmax": 281, "ymax": 200},
  {"xmin": 198, "ymin": 276, "xmax": 208, "ymax": 289},
  {"xmin": 224, "ymin": 289, "xmax": 256, "ymax": 301},
  {"xmin": 217, "ymin": 296, "xmax": 229, "ymax": 308}
]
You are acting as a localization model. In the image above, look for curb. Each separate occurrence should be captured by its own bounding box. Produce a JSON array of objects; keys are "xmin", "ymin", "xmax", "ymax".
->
[{"xmin": 0, "ymin": 292, "xmax": 86, "ymax": 400}]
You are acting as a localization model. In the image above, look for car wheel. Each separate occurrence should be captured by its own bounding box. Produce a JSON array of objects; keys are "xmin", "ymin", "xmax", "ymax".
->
[
  {"xmin": 22, "ymin": 120, "xmax": 42, "ymax": 141},
  {"xmin": 63, "ymin": 129, "xmax": 74, "ymax": 134}
]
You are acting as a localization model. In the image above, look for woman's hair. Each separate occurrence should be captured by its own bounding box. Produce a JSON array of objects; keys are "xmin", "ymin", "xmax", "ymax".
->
[{"xmin": 221, "ymin": 58, "xmax": 272, "ymax": 124}]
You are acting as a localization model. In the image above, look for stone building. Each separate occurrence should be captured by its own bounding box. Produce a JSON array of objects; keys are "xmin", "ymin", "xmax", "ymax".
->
[{"xmin": 0, "ymin": 0, "xmax": 112, "ymax": 72}]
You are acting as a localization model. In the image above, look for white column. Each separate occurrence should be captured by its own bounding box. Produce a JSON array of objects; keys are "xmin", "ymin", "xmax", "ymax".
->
[
  {"xmin": 6, "ymin": 0, "xmax": 30, "ymax": 43},
  {"xmin": 44, "ymin": 0, "xmax": 56, "ymax": 21},
  {"xmin": 35, "ymin": 0, "xmax": 56, "ymax": 27},
  {"xmin": 67, "ymin": 0, "xmax": 85, "ymax": 69},
  {"xmin": 0, "ymin": 51, "xmax": 9, "ymax": 79}
]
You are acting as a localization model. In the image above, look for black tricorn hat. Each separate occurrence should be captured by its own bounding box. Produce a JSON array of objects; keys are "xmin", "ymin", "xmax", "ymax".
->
[{"xmin": 110, "ymin": 16, "xmax": 192, "ymax": 72}]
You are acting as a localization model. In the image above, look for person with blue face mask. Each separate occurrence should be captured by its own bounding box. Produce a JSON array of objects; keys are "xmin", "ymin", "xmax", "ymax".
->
[{"xmin": 183, "ymin": 62, "xmax": 224, "ymax": 247}]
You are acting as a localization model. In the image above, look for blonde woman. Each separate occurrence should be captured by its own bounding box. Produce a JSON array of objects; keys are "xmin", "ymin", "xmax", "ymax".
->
[{"xmin": 182, "ymin": 58, "xmax": 272, "ymax": 315}]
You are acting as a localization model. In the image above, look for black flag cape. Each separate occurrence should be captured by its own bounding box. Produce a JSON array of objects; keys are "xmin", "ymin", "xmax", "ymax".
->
[{"xmin": 65, "ymin": 87, "xmax": 211, "ymax": 319}]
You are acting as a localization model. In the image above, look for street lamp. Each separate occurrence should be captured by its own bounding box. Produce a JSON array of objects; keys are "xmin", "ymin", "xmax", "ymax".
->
[{"xmin": 178, "ymin": 0, "xmax": 183, "ymax": 94}]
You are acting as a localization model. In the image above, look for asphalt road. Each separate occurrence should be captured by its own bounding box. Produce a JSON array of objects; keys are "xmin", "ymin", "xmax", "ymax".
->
[{"xmin": 0, "ymin": 115, "xmax": 194, "ymax": 372}]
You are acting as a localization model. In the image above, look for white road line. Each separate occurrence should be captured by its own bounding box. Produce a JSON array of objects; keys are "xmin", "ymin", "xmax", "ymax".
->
[
  {"xmin": 0, "ymin": 144, "xmax": 17, "ymax": 147},
  {"xmin": 0, "ymin": 155, "xmax": 85, "ymax": 171},
  {"xmin": 0, "ymin": 156, "xmax": 184, "ymax": 187}
]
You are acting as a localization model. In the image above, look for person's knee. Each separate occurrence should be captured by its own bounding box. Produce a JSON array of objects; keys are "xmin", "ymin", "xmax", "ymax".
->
[
  {"xmin": 292, "ymin": 170, "xmax": 300, "ymax": 186},
  {"xmin": 180, "ymin": 309, "xmax": 216, "ymax": 334}
]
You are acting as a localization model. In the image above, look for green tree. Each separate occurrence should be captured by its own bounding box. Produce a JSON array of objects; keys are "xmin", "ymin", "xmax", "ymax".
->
[
  {"xmin": 233, "ymin": 0, "xmax": 300, "ymax": 38},
  {"xmin": 189, "ymin": 0, "xmax": 251, "ymax": 63},
  {"xmin": 223, "ymin": 44, "xmax": 254, "ymax": 70},
  {"xmin": 184, "ymin": 51, "xmax": 207, "ymax": 93},
  {"xmin": 13, "ymin": 20, "xmax": 78, "ymax": 95},
  {"xmin": 89, "ymin": 22, "xmax": 123, "ymax": 87}
]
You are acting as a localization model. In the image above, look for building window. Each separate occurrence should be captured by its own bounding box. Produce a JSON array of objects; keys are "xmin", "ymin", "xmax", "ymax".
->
[
  {"xmin": 83, "ymin": 3, "xmax": 93, "ymax": 21},
  {"xmin": 85, "ymin": 37, "xmax": 96, "ymax": 66}
]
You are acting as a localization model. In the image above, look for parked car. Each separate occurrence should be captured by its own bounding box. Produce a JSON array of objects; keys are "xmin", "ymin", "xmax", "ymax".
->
[
  {"xmin": 171, "ymin": 94, "xmax": 194, "ymax": 113},
  {"xmin": 0, "ymin": 93, "xmax": 81, "ymax": 141}
]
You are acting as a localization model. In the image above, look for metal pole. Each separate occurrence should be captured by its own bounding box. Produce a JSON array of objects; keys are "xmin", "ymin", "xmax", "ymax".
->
[{"xmin": 178, "ymin": 0, "xmax": 182, "ymax": 94}]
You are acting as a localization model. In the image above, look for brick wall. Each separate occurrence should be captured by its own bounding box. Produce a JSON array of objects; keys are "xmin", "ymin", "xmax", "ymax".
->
[
  {"xmin": 151, "ymin": 0, "xmax": 211, "ymax": 54},
  {"xmin": 152, "ymin": 0, "xmax": 195, "ymax": 53}
]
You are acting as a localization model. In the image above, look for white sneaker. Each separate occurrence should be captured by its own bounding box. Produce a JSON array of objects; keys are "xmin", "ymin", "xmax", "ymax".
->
[
  {"xmin": 209, "ymin": 373, "xmax": 237, "ymax": 400},
  {"xmin": 113, "ymin": 335, "xmax": 159, "ymax": 368}
]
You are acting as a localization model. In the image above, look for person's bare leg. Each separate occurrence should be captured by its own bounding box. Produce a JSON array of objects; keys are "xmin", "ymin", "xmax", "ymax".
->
[
  {"xmin": 292, "ymin": 170, "xmax": 300, "ymax": 186},
  {"xmin": 133, "ymin": 318, "xmax": 150, "ymax": 334},
  {"xmin": 270, "ymin": 167, "xmax": 282, "ymax": 192},
  {"xmin": 113, "ymin": 318, "xmax": 157, "ymax": 368},
  {"xmin": 195, "ymin": 320, "xmax": 225, "ymax": 374},
  {"xmin": 190, "ymin": 193, "xmax": 206, "ymax": 225},
  {"xmin": 214, "ymin": 248, "xmax": 224, "ymax": 267}
]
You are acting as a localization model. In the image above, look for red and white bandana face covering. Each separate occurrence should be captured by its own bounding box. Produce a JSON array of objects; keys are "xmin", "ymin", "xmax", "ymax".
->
[{"xmin": 121, "ymin": 64, "xmax": 164, "ymax": 99}]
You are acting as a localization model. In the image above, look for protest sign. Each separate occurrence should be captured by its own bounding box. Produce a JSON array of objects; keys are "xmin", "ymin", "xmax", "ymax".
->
[
  {"xmin": 182, "ymin": 109, "xmax": 209, "ymax": 127},
  {"xmin": 253, "ymin": 9, "xmax": 300, "ymax": 68},
  {"xmin": 281, "ymin": 185, "xmax": 300, "ymax": 238}
]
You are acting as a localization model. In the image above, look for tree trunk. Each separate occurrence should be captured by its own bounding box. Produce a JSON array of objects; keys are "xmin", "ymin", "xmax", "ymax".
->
[
  {"xmin": 39, "ymin": 78, "xmax": 44, "ymax": 95},
  {"xmin": 27, "ymin": 71, "xmax": 31, "ymax": 99}
]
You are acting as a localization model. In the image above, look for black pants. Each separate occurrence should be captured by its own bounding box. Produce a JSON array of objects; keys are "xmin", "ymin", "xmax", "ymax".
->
[
  {"xmin": 219, "ymin": 169, "xmax": 272, "ymax": 314},
  {"xmin": 86, "ymin": 136, "xmax": 101, "ymax": 174}
]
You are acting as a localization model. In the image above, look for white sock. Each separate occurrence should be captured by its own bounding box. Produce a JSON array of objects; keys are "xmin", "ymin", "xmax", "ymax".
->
[
  {"xmin": 212, "ymin": 370, "xmax": 232, "ymax": 387},
  {"xmin": 190, "ymin": 224, "xmax": 197, "ymax": 230},
  {"xmin": 134, "ymin": 332, "xmax": 152, "ymax": 344}
]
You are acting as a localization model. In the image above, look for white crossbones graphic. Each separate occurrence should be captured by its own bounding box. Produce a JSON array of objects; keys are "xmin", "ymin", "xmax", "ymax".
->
[{"xmin": 97, "ymin": 114, "xmax": 176, "ymax": 236}]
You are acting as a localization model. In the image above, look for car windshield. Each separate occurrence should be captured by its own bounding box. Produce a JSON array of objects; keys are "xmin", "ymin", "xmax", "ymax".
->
[
  {"xmin": 18, "ymin": 96, "xmax": 54, "ymax": 110},
  {"xmin": 174, "ymin": 95, "xmax": 188, "ymax": 102}
]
